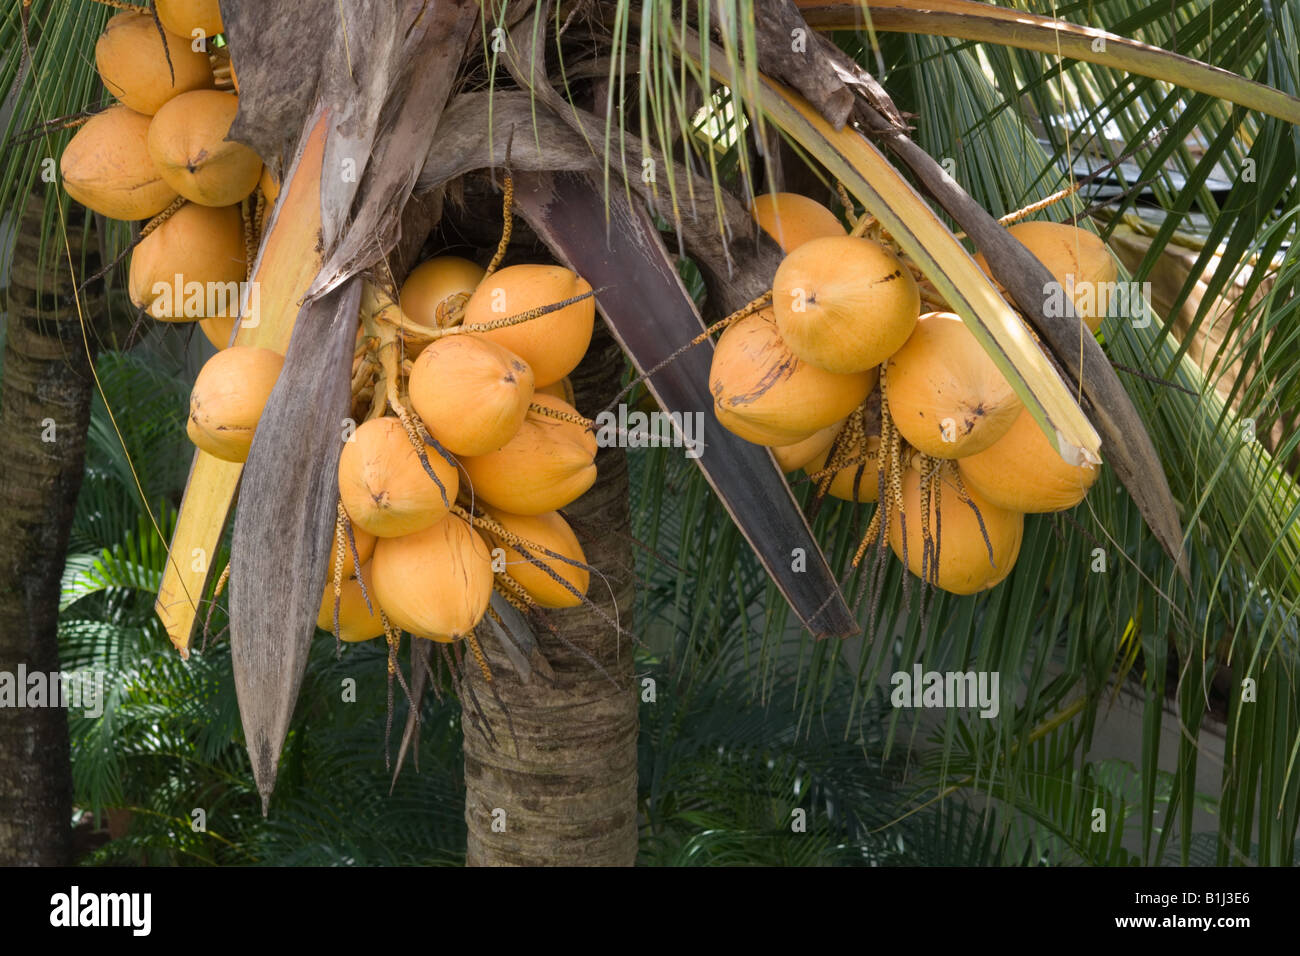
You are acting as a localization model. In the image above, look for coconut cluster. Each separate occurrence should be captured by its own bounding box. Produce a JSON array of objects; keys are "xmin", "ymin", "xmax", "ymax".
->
[
  {"xmin": 62, "ymin": 14, "xmax": 289, "ymax": 458},
  {"xmin": 62, "ymin": 8, "xmax": 261, "ymax": 355},
  {"xmin": 61, "ymin": 13, "xmax": 598, "ymax": 656},
  {"xmin": 323, "ymin": 260, "xmax": 597, "ymax": 644},
  {"xmin": 61, "ymin": 6, "xmax": 283, "ymax": 464},
  {"xmin": 710, "ymin": 193, "xmax": 1112, "ymax": 595}
]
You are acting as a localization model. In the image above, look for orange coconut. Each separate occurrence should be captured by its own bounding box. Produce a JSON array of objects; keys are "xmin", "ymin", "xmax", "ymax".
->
[
  {"xmin": 338, "ymin": 416, "xmax": 459, "ymax": 538},
  {"xmin": 148, "ymin": 90, "xmax": 263, "ymax": 206},
  {"xmin": 772, "ymin": 236, "xmax": 919, "ymax": 374},
  {"xmin": 458, "ymin": 394, "xmax": 597, "ymax": 515},
  {"xmin": 317, "ymin": 562, "xmax": 384, "ymax": 643},
  {"xmin": 709, "ymin": 308, "xmax": 875, "ymax": 446},
  {"xmin": 464, "ymin": 264, "xmax": 595, "ymax": 386},
  {"xmin": 484, "ymin": 508, "xmax": 589, "ymax": 609},
  {"xmin": 186, "ymin": 346, "xmax": 283, "ymax": 462},
  {"xmin": 957, "ymin": 407, "xmax": 1099, "ymax": 513},
  {"xmin": 60, "ymin": 106, "xmax": 178, "ymax": 220},
  {"xmin": 750, "ymin": 192, "xmax": 846, "ymax": 253},
  {"xmin": 409, "ymin": 335, "xmax": 534, "ymax": 457},
  {"xmin": 885, "ymin": 312, "xmax": 1022, "ymax": 459},
  {"xmin": 258, "ymin": 165, "xmax": 279, "ymax": 204},
  {"xmin": 155, "ymin": 0, "xmax": 224, "ymax": 39},
  {"xmin": 129, "ymin": 202, "xmax": 247, "ymax": 320},
  {"xmin": 773, "ymin": 420, "xmax": 844, "ymax": 472},
  {"xmin": 888, "ymin": 461, "xmax": 1024, "ymax": 595},
  {"xmin": 806, "ymin": 433, "xmax": 882, "ymax": 503},
  {"xmin": 535, "ymin": 377, "xmax": 575, "ymax": 405},
  {"xmin": 199, "ymin": 315, "xmax": 236, "ymax": 349},
  {"xmin": 399, "ymin": 256, "xmax": 485, "ymax": 333},
  {"xmin": 370, "ymin": 514, "xmax": 494, "ymax": 641},
  {"xmin": 95, "ymin": 12, "xmax": 213, "ymax": 116},
  {"xmin": 973, "ymin": 221, "xmax": 1118, "ymax": 333}
]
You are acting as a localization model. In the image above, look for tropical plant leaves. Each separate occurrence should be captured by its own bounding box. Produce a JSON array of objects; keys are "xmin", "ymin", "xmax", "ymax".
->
[{"xmin": 796, "ymin": 0, "xmax": 1300, "ymax": 124}]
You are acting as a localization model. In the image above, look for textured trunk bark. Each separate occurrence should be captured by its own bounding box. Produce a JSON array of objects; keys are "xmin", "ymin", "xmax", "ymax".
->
[
  {"xmin": 461, "ymin": 325, "xmax": 639, "ymax": 866},
  {"xmin": 0, "ymin": 194, "xmax": 102, "ymax": 864}
]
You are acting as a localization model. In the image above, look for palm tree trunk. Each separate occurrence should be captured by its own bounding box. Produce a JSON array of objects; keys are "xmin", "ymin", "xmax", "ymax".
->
[
  {"xmin": 460, "ymin": 325, "xmax": 639, "ymax": 866},
  {"xmin": 0, "ymin": 194, "xmax": 101, "ymax": 864}
]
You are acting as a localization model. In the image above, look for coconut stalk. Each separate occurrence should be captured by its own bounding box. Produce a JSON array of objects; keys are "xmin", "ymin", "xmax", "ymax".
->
[{"xmin": 155, "ymin": 113, "xmax": 330, "ymax": 656}]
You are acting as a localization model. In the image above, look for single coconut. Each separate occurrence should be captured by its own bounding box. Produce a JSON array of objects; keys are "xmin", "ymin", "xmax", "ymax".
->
[
  {"xmin": 885, "ymin": 311, "xmax": 1022, "ymax": 458},
  {"xmin": 772, "ymin": 236, "xmax": 920, "ymax": 374},
  {"xmin": 148, "ymin": 90, "xmax": 263, "ymax": 206},
  {"xmin": 155, "ymin": 0, "xmax": 224, "ymax": 39},
  {"xmin": 95, "ymin": 12, "xmax": 213, "ymax": 116},
  {"xmin": 199, "ymin": 315, "xmax": 236, "ymax": 349},
  {"xmin": 338, "ymin": 416, "xmax": 459, "ymax": 538},
  {"xmin": 129, "ymin": 202, "xmax": 246, "ymax": 320},
  {"xmin": 773, "ymin": 420, "xmax": 844, "ymax": 472},
  {"xmin": 186, "ymin": 346, "xmax": 283, "ymax": 462},
  {"xmin": 888, "ymin": 460, "xmax": 1024, "ymax": 595},
  {"xmin": 806, "ymin": 433, "xmax": 881, "ymax": 502},
  {"xmin": 409, "ymin": 334, "xmax": 535, "ymax": 457},
  {"xmin": 400, "ymin": 256, "xmax": 485, "ymax": 333},
  {"xmin": 458, "ymin": 394, "xmax": 597, "ymax": 515},
  {"xmin": 316, "ymin": 562, "xmax": 383, "ymax": 643},
  {"xmin": 464, "ymin": 264, "xmax": 595, "ymax": 386},
  {"xmin": 370, "ymin": 514, "xmax": 494, "ymax": 641},
  {"xmin": 973, "ymin": 221, "xmax": 1118, "ymax": 333},
  {"xmin": 957, "ymin": 407, "xmax": 1099, "ymax": 513},
  {"xmin": 483, "ymin": 507, "xmax": 589, "ymax": 608},
  {"xmin": 710, "ymin": 308, "xmax": 875, "ymax": 446},
  {"xmin": 60, "ymin": 105, "xmax": 178, "ymax": 220},
  {"xmin": 750, "ymin": 192, "xmax": 846, "ymax": 253}
]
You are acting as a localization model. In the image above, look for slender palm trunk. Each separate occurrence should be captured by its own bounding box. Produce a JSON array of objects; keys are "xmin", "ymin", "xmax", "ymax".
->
[
  {"xmin": 461, "ymin": 325, "xmax": 639, "ymax": 866},
  {"xmin": 0, "ymin": 194, "xmax": 101, "ymax": 864}
]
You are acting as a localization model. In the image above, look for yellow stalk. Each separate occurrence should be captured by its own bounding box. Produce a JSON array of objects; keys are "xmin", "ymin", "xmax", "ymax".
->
[{"xmin": 155, "ymin": 113, "xmax": 330, "ymax": 657}]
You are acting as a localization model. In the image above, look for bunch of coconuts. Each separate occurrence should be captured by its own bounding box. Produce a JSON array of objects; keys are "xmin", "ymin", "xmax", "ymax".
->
[
  {"xmin": 60, "ymin": 5, "xmax": 601, "ymax": 651},
  {"xmin": 61, "ymin": 3, "xmax": 267, "ymax": 351},
  {"xmin": 321, "ymin": 260, "xmax": 599, "ymax": 647},
  {"xmin": 179, "ymin": 247, "xmax": 600, "ymax": 649},
  {"xmin": 710, "ymin": 193, "xmax": 1116, "ymax": 595}
]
